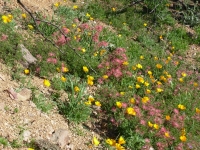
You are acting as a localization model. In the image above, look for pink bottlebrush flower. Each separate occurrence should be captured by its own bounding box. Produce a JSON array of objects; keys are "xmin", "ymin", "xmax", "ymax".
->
[
  {"xmin": 134, "ymin": 106, "xmax": 142, "ymax": 118},
  {"xmin": 115, "ymin": 92, "xmax": 120, "ymax": 97},
  {"xmin": 97, "ymin": 78, "xmax": 104, "ymax": 84},
  {"xmin": 48, "ymin": 52, "xmax": 55, "ymax": 57},
  {"xmin": 173, "ymin": 109, "xmax": 179, "ymax": 114},
  {"xmin": 98, "ymin": 64, "xmax": 103, "ymax": 69},
  {"xmin": 51, "ymin": 58, "xmax": 57, "ymax": 64},
  {"xmin": 122, "ymin": 102, "xmax": 127, "ymax": 108},
  {"xmin": 175, "ymin": 143, "xmax": 184, "ymax": 150},
  {"xmin": 1, "ymin": 34, "xmax": 8, "ymax": 41},
  {"xmin": 105, "ymin": 61, "xmax": 110, "ymax": 67},
  {"xmin": 113, "ymin": 68, "xmax": 123, "ymax": 78},
  {"xmin": 126, "ymin": 71, "xmax": 132, "ymax": 77},
  {"xmin": 56, "ymin": 35, "xmax": 70, "ymax": 46},
  {"xmin": 47, "ymin": 58, "xmax": 52, "ymax": 63},
  {"xmin": 113, "ymin": 58, "xmax": 123, "ymax": 65},
  {"xmin": 62, "ymin": 27, "xmax": 70, "ymax": 34},
  {"xmin": 98, "ymin": 41, "xmax": 108, "ymax": 47},
  {"xmin": 159, "ymin": 127, "xmax": 167, "ymax": 134},
  {"xmin": 140, "ymin": 119, "xmax": 146, "ymax": 126},
  {"xmin": 36, "ymin": 20, "xmax": 41, "ymax": 25},
  {"xmin": 92, "ymin": 32, "xmax": 99, "ymax": 43},
  {"xmin": 47, "ymin": 58, "xmax": 57, "ymax": 64},
  {"xmin": 73, "ymin": 18, "xmax": 79, "ymax": 23},
  {"xmin": 35, "ymin": 67, "xmax": 40, "ymax": 73},
  {"xmin": 145, "ymin": 139, "xmax": 151, "ymax": 143},
  {"xmin": 154, "ymin": 117, "xmax": 163, "ymax": 124},
  {"xmin": 95, "ymin": 25, "xmax": 103, "ymax": 32},
  {"xmin": 79, "ymin": 23, "xmax": 90, "ymax": 30},
  {"xmin": 111, "ymin": 107, "xmax": 117, "ymax": 112},
  {"xmin": 156, "ymin": 142, "xmax": 166, "ymax": 150},
  {"xmin": 56, "ymin": 35, "xmax": 66, "ymax": 46},
  {"xmin": 36, "ymin": 54, "xmax": 42, "ymax": 61},
  {"xmin": 171, "ymin": 121, "xmax": 180, "ymax": 128}
]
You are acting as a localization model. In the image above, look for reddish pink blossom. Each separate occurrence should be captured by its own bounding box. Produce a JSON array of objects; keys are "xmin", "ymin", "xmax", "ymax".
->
[
  {"xmin": 98, "ymin": 41, "xmax": 108, "ymax": 47},
  {"xmin": 95, "ymin": 25, "xmax": 103, "ymax": 32},
  {"xmin": 73, "ymin": 18, "xmax": 79, "ymax": 23},
  {"xmin": 79, "ymin": 23, "xmax": 90, "ymax": 30},
  {"xmin": 97, "ymin": 78, "xmax": 104, "ymax": 84},
  {"xmin": 62, "ymin": 27, "xmax": 70, "ymax": 34},
  {"xmin": 47, "ymin": 58, "xmax": 57, "ymax": 64},
  {"xmin": 173, "ymin": 109, "xmax": 179, "ymax": 114},
  {"xmin": 35, "ymin": 67, "xmax": 40, "ymax": 73},
  {"xmin": 122, "ymin": 102, "xmax": 127, "ymax": 108},
  {"xmin": 55, "ymin": 35, "xmax": 70, "ymax": 46},
  {"xmin": 92, "ymin": 32, "xmax": 99, "ymax": 43},
  {"xmin": 113, "ymin": 68, "xmax": 123, "ymax": 78},
  {"xmin": 175, "ymin": 143, "xmax": 184, "ymax": 150},
  {"xmin": 48, "ymin": 52, "xmax": 55, "ymax": 57},
  {"xmin": 171, "ymin": 121, "xmax": 180, "ymax": 128},
  {"xmin": 1, "ymin": 34, "xmax": 8, "ymax": 41},
  {"xmin": 140, "ymin": 119, "xmax": 146, "ymax": 125}
]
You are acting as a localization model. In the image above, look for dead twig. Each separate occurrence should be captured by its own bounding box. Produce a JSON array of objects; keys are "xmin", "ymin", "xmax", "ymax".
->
[{"xmin": 17, "ymin": 0, "xmax": 97, "ymax": 74}]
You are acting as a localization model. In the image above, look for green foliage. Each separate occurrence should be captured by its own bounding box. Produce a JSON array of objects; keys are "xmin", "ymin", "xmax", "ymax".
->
[
  {"xmin": 0, "ymin": 137, "xmax": 8, "ymax": 147},
  {"xmin": 57, "ymin": 75, "xmax": 92, "ymax": 123},
  {"xmin": 0, "ymin": 21, "xmax": 22, "ymax": 66},
  {"xmin": 55, "ymin": 6, "xmax": 78, "ymax": 24},
  {"xmin": 32, "ymin": 92, "xmax": 55, "ymax": 113},
  {"xmin": 194, "ymin": 25, "xmax": 200, "ymax": 44},
  {"xmin": 167, "ymin": 28, "xmax": 190, "ymax": 52}
]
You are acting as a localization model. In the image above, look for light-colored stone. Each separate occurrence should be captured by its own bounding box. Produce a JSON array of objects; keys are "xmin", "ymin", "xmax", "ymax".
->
[
  {"xmin": 22, "ymin": 130, "xmax": 31, "ymax": 142},
  {"xmin": 51, "ymin": 129, "xmax": 71, "ymax": 149},
  {"xmin": 19, "ymin": 44, "xmax": 37, "ymax": 67}
]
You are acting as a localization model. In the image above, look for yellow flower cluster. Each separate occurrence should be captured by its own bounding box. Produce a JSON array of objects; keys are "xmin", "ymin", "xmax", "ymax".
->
[
  {"xmin": 142, "ymin": 96, "xmax": 150, "ymax": 104},
  {"xmin": 43, "ymin": 79, "xmax": 51, "ymax": 87},
  {"xmin": 180, "ymin": 128, "xmax": 187, "ymax": 142},
  {"xmin": 178, "ymin": 104, "xmax": 186, "ymax": 110},
  {"xmin": 87, "ymin": 75, "xmax": 94, "ymax": 86},
  {"xmin": 92, "ymin": 137, "xmax": 100, "ymax": 146},
  {"xmin": 106, "ymin": 136, "xmax": 125, "ymax": 150},
  {"xmin": 54, "ymin": 2, "xmax": 60, "ymax": 7},
  {"xmin": 178, "ymin": 72, "xmax": 187, "ymax": 83},
  {"xmin": 74, "ymin": 86, "xmax": 80, "ymax": 92},
  {"xmin": 148, "ymin": 121, "xmax": 159, "ymax": 130},
  {"xmin": 85, "ymin": 95, "xmax": 101, "ymax": 107},
  {"xmin": 2, "ymin": 14, "xmax": 13, "ymax": 23},
  {"xmin": 83, "ymin": 66, "xmax": 89, "ymax": 73},
  {"xmin": 61, "ymin": 76, "xmax": 67, "ymax": 82},
  {"xmin": 126, "ymin": 107, "xmax": 136, "ymax": 116},
  {"xmin": 21, "ymin": 13, "xmax": 27, "ymax": 19},
  {"xmin": 116, "ymin": 101, "xmax": 122, "ymax": 108},
  {"xmin": 24, "ymin": 69, "xmax": 30, "ymax": 75},
  {"xmin": 196, "ymin": 108, "xmax": 200, "ymax": 114}
]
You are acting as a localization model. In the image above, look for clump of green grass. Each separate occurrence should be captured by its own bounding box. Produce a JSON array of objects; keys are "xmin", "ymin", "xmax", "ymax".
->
[
  {"xmin": 0, "ymin": 137, "xmax": 8, "ymax": 147},
  {"xmin": 31, "ymin": 91, "xmax": 55, "ymax": 113}
]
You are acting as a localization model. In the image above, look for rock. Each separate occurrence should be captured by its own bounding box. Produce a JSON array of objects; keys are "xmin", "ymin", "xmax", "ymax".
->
[
  {"xmin": 22, "ymin": 130, "xmax": 31, "ymax": 142},
  {"xmin": 6, "ymin": 87, "xmax": 32, "ymax": 101},
  {"xmin": 50, "ymin": 129, "xmax": 71, "ymax": 149},
  {"xmin": 35, "ymin": 139, "xmax": 61, "ymax": 150},
  {"xmin": 17, "ymin": 88, "xmax": 32, "ymax": 101},
  {"xmin": 18, "ymin": 44, "xmax": 37, "ymax": 67}
]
